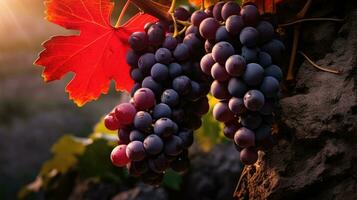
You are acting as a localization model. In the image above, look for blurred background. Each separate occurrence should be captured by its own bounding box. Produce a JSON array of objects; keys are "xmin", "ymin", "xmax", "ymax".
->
[{"xmin": 0, "ymin": 0, "xmax": 121, "ymax": 198}]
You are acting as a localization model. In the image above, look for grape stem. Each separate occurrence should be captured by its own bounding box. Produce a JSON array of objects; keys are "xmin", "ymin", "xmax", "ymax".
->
[
  {"xmin": 115, "ymin": 0, "xmax": 131, "ymax": 28},
  {"xmin": 130, "ymin": 0, "xmax": 171, "ymax": 21},
  {"xmin": 298, "ymin": 51, "xmax": 342, "ymax": 74},
  {"xmin": 233, "ymin": 165, "xmax": 248, "ymax": 198},
  {"xmin": 176, "ymin": 19, "xmax": 191, "ymax": 26},
  {"xmin": 279, "ymin": 18, "xmax": 344, "ymax": 27},
  {"xmin": 201, "ymin": 0, "xmax": 205, "ymax": 10}
]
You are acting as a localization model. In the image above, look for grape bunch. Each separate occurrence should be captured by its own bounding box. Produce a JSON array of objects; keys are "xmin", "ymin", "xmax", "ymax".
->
[
  {"xmin": 195, "ymin": 2, "xmax": 285, "ymax": 165},
  {"xmin": 104, "ymin": 7, "xmax": 211, "ymax": 185}
]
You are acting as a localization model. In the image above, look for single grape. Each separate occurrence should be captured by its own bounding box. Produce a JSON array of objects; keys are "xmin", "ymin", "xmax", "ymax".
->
[
  {"xmin": 152, "ymin": 103, "xmax": 172, "ymax": 119},
  {"xmin": 229, "ymin": 97, "xmax": 245, "ymax": 114},
  {"xmin": 240, "ymin": 4, "xmax": 260, "ymax": 26},
  {"xmin": 178, "ymin": 129, "xmax": 194, "ymax": 148},
  {"xmin": 205, "ymin": 39, "xmax": 215, "ymax": 53},
  {"xmin": 215, "ymin": 26, "xmax": 233, "ymax": 43},
  {"xmin": 240, "ymin": 112, "xmax": 263, "ymax": 130},
  {"xmin": 130, "ymin": 68, "xmax": 144, "ymax": 83},
  {"xmin": 138, "ymin": 53, "xmax": 156, "ymax": 74},
  {"xmin": 168, "ymin": 63, "xmax": 183, "ymax": 78},
  {"xmin": 164, "ymin": 135, "xmax": 184, "ymax": 156},
  {"xmin": 104, "ymin": 114, "xmax": 119, "ymax": 130},
  {"xmin": 144, "ymin": 22, "xmax": 154, "ymax": 33},
  {"xmin": 147, "ymin": 24, "xmax": 165, "ymax": 46},
  {"xmin": 213, "ymin": 101, "xmax": 235, "ymax": 122},
  {"xmin": 211, "ymin": 80, "xmax": 231, "ymax": 99},
  {"xmin": 264, "ymin": 65, "xmax": 283, "ymax": 82},
  {"xmin": 127, "ymin": 160, "xmax": 148, "ymax": 177},
  {"xmin": 255, "ymin": 124, "xmax": 271, "ymax": 143},
  {"xmin": 130, "ymin": 83, "xmax": 141, "ymax": 97},
  {"xmin": 228, "ymin": 78, "xmax": 248, "ymax": 98},
  {"xmin": 126, "ymin": 50, "xmax": 139, "ymax": 67},
  {"xmin": 118, "ymin": 128, "xmax": 131, "ymax": 144},
  {"xmin": 172, "ymin": 76, "xmax": 192, "ymax": 95},
  {"xmin": 133, "ymin": 88, "xmax": 156, "ymax": 110},
  {"xmin": 256, "ymin": 21, "xmax": 275, "ymax": 44},
  {"xmin": 243, "ymin": 63, "xmax": 264, "ymax": 86},
  {"xmin": 155, "ymin": 48, "xmax": 172, "ymax": 64},
  {"xmin": 243, "ymin": 90, "xmax": 265, "ymax": 111},
  {"xmin": 184, "ymin": 33, "xmax": 203, "ymax": 51},
  {"xmin": 154, "ymin": 118, "xmax": 177, "ymax": 137},
  {"xmin": 163, "ymin": 34, "xmax": 177, "ymax": 50},
  {"xmin": 185, "ymin": 25, "xmax": 200, "ymax": 36},
  {"xmin": 225, "ymin": 55, "xmax": 246, "ymax": 76},
  {"xmin": 240, "ymin": 27, "xmax": 259, "ymax": 48},
  {"xmin": 148, "ymin": 154, "xmax": 170, "ymax": 173},
  {"xmin": 212, "ymin": 41, "xmax": 235, "ymax": 65},
  {"xmin": 172, "ymin": 109, "xmax": 185, "ymax": 124},
  {"xmin": 161, "ymin": 89, "xmax": 180, "ymax": 108},
  {"xmin": 261, "ymin": 39, "xmax": 285, "ymax": 63},
  {"xmin": 126, "ymin": 141, "xmax": 146, "ymax": 161},
  {"xmin": 260, "ymin": 76, "xmax": 280, "ymax": 98},
  {"xmin": 129, "ymin": 130, "xmax": 146, "ymax": 142},
  {"xmin": 142, "ymin": 76, "xmax": 163, "ymax": 96},
  {"xmin": 221, "ymin": 1, "xmax": 241, "ymax": 20},
  {"xmin": 174, "ymin": 7, "xmax": 190, "ymax": 21},
  {"xmin": 234, "ymin": 127, "xmax": 255, "ymax": 148},
  {"xmin": 128, "ymin": 32, "xmax": 148, "ymax": 51},
  {"xmin": 111, "ymin": 145, "xmax": 130, "ymax": 167},
  {"xmin": 151, "ymin": 63, "xmax": 169, "ymax": 82},
  {"xmin": 143, "ymin": 134, "xmax": 164, "ymax": 155},
  {"xmin": 199, "ymin": 18, "xmax": 220, "ymax": 40},
  {"xmin": 191, "ymin": 96, "xmax": 210, "ymax": 116},
  {"xmin": 226, "ymin": 15, "xmax": 245, "ymax": 35},
  {"xmin": 134, "ymin": 111, "xmax": 152, "ymax": 133},
  {"xmin": 213, "ymin": 1, "xmax": 225, "ymax": 21},
  {"xmin": 114, "ymin": 103, "xmax": 136, "ymax": 125},
  {"xmin": 211, "ymin": 63, "xmax": 230, "ymax": 81},
  {"xmin": 200, "ymin": 53, "xmax": 215, "ymax": 75},
  {"xmin": 258, "ymin": 52, "xmax": 272, "ymax": 68},
  {"xmin": 224, "ymin": 122, "xmax": 240, "ymax": 139},
  {"xmin": 240, "ymin": 148, "xmax": 258, "ymax": 165},
  {"xmin": 187, "ymin": 81, "xmax": 202, "ymax": 101},
  {"xmin": 241, "ymin": 46, "xmax": 259, "ymax": 63},
  {"xmin": 173, "ymin": 43, "xmax": 190, "ymax": 61},
  {"xmin": 191, "ymin": 10, "xmax": 209, "ymax": 26}
]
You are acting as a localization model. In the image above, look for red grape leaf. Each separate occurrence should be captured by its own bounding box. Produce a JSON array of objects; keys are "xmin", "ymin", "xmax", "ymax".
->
[
  {"xmin": 35, "ymin": 0, "xmax": 157, "ymax": 106},
  {"xmin": 243, "ymin": 0, "xmax": 284, "ymax": 14}
]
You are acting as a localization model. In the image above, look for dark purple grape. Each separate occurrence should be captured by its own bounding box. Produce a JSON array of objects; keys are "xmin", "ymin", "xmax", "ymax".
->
[
  {"xmin": 191, "ymin": 10, "xmax": 209, "ymax": 26},
  {"xmin": 187, "ymin": 81, "xmax": 202, "ymax": 101},
  {"xmin": 143, "ymin": 134, "xmax": 164, "ymax": 155},
  {"xmin": 240, "ymin": 148, "xmax": 258, "ymax": 165},
  {"xmin": 255, "ymin": 124, "xmax": 271, "ymax": 143},
  {"xmin": 264, "ymin": 65, "xmax": 283, "ymax": 82},
  {"xmin": 178, "ymin": 130, "xmax": 194, "ymax": 148},
  {"xmin": 114, "ymin": 103, "xmax": 136, "ymax": 125},
  {"xmin": 226, "ymin": 15, "xmax": 244, "ymax": 35},
  {"xmin": 199, "ymin": 18, "xmax": 220, "ymax": 40},
  {"xmin": 200, "ymin": 53, "xmax": 215, "ymax": 75},
  {"xmin": 126, "ymin": 141, "xmax": 146, "ymax": 161},
  {"xmin": 215, "ymin": 26, "xmax": 233, "ymax": 42},
  {"xmin": 151, "ymin": 63, "xmax": 169, "ymax": 82},
  {"xmin": 184, "ymin": 113, "xmax": 202, "ymax": 130},
  {"xmin": 142, "ymin": 76, "xmax": 163, "ymax": 96},
  {"xmin": 256, "ymin": 21, "xmax": 275, "ymax": 44},
  {"xmin": 172, "ymin": 76, "xmax": 192, "ymax": 95},
  {"xmin": 133, "ymin": 88, "xmax": 156, "ymax": 110},
  {"xmin": 126, "ymin": 50, "xmax": 139, "ymax": 67},
  {"xmin": 213, "ymin": 101, "xmax": 235, "ymax": 122},
  {"xmin": 164, "ymin": 135, "xmax": 183, "ymax": 156},
  {"xmin": 156, "ymin": 21, "xmax": 169, "ymax": 32},
  {"xmin": 240, "ymin": 27, "xmax": 259, "ymax": 48},
  {"xmin": 185, "ymin": 25, "xmax": 200, "ymax": 36},
  {"xmin": 171, "ymin": 151, "xmax": 190, "ymax": 172},
  {"xmin": 172, "ymin": 109, "xmax": 185, "ymax": 124},
  {"xmin": 174, "ymin": 7, "xmax": 190, "ymax": 21},
  {"xmin": 168, "ymin": 63, "xmax": 183, "ymax": 78},
  {"xmin": 148, "ymin": 154, "xmax": 169, "ymax": 173},
  {"xmin": 134, "ymin": 111, "xmax": 152, "ymax": 133},
  {"xmin": 129, "ymin": 130, "xmax": 146, "ymax": 142},
  {"xmin": 152, "ymin": 103, "xmax": 172, "ymax": 119},
  {"xmin": 130, "ymin": 68, "xmax": 144, "ymax": 83},
  {"xmin": 173, "ymin": 43, "xmax": 190, "ymax": 61},
  {"xmin": 225, "ymin": 55, "xmax": 246, "ymax": 76},
  {"xmin": 243, "ymin": 90, "xmax": 265, "ymax": 111},
  {"xmin": 205, "ymin": 39, "xmax": 215, "ymax": 53},
  {"xmin": 130, "ymin": 83, "xmax": 141, "ymax": 97},
  {"xmin": 138, "ymin": 53, "xmax": 156, "ymax": 74},
  {"xmin": 260, "ymin": 76, "xmax": 280, "ymax": 98},
  {"xmin": 211, "ymin": 80, "xmax": 231, "ymax": 99},
  {"xmin": 212, "ymin": 41, "xmax": 235, "ymax": 65},
  {"xmin": 261, "ymin": 39, "xmax": 285, "ymax": 63},
  {"xmin": 213, "ymin": 1, "xmax": 225, "ymax": 21},
  {"xmin": 234, "ymin": 127, "xmax": 255, "ymax": 148},
  {"xmin": 191, "ymin": 97, "xmax": 209, "ymax": 116},
  {"xmin": 163, "ymin": 34, "xmax": 178, "ymax": 50},
  {"xmin": 224, "ymin": 122, "xmax": 240, "ymax": 139},
  {"xmin": 144, "ymin": 22, "xmax": 154, "ymax": 33},
  {"xmin": 118, "ymin": 128, "xmax": 130, "ymax": 144},
  {"xmin": 228, "ymin": 78, "xmax": 248, "ymax": 98},
  {"xmin": 240, "ymin": 4, "xmax": 260, "ymax": 26},
  {"xmin": 241, "ymin": 46, "xmax": 259, "ymax": 63},
  {"xmin": 259, "ymin": 99, "xmax": 275, "ymax": 115},
  {"xmin": 211, "ymin": 63, "xmax": 230, "ymax": 82},
  {"xmin": 154, "ymin": 118, "xmax": 177, "ymax": 137},
  {"xmin": 221, "ymin": 1, "xmax": 241, "ymax": 20},
  {"xmin": 229, "ymin": 97, "xmax": 245, "ymax": 114},
  {"xmin": 127, "ymin": 160, "xmax": 148, "ymax": 177},
  {"xmin": 155, "ymin": 48, "xmax": 172, "ymax": 64},
  {"xmin": 161, "ymin": 89, "xmax": 180, "ymax": 108},
  {"xmin": 258, "ymin": 52, "xmax": 272, "ymax": 68},
  {"xmin": 184, "ymin": 33, "xmax": 203, "ymax": 51},
  {"xmin": 240, "ymin": 112, "xmax": 263, "ymax": 130},
  {"xmin": 147, "ymin": 24, "xmax": 165, "ymax": 46},
  {"xmin": 128, "ymin": 32, "xmax": 148, "ymax": 51},
  {"xmin": 243, "ymin": 63, "xmax": 264, "ymax": 86}
]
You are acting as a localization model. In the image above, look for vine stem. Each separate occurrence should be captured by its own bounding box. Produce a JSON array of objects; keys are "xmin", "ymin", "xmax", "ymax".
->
[
  {"xmin": 298, "ymin": 51, "xmax": 342, "ymax": 74},
  {"xmin": 130, "ymin": 0, "xmax": 171, "ymax": 21},
  {"xmin": 201, "ymin": 0, "xmax": 205, "ymax": 10},
  {"xmin": 115, "ymin": 0, "xmax": 131, "ymax": 28},
  {"xmin": 233, "ymin": 165, "xmax": 248, "ymax": 198},
  {"xmin": 279, "ymin": 17, "xmax": 344, "ymax": 27},
  {"xmin": 169, "ymin": 0, "xmax": 177, "ymax": 13}
]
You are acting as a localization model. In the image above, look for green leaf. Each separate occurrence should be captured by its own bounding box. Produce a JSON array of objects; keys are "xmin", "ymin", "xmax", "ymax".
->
[
  {"xmin": 162, "ymin": 170, "xmax": 182, "ymax": 190},
  {"xmin": 50, "ymin": 135, "xmax": 87, "ymax": 155}
]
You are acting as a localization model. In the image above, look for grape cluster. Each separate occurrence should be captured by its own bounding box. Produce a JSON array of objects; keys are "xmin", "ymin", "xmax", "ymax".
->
[
  {"xmin": 195, "ymin": 2, "xmax": 284, "ymax": 165},
  {"xmin": 105, "ymin": 7, "xmax": 211, "ymax": 185}
]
